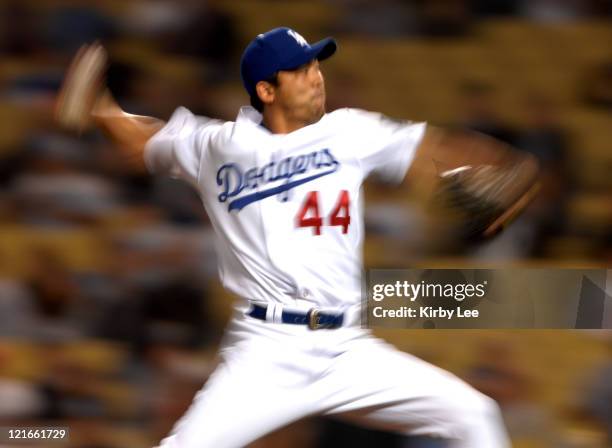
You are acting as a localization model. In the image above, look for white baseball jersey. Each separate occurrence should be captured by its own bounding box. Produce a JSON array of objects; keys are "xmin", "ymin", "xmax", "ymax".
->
[
  {"xmin": 148, "ymin": 107, "xmax": 512, "ymax": 448},
  {"xmin": 145, "ymin": 106, "xmax": 426, "ymax": 312}
]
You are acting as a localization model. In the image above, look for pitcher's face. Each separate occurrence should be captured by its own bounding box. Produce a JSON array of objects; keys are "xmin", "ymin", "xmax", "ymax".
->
[{"xmin": 275, "ymin": 59, "xmax": 326, "ymax": 125}]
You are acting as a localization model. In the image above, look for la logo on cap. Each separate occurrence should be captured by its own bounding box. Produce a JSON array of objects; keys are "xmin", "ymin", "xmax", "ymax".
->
[{"xmin": 287, "ymin": 29, "xmax": 308, "ymax": 47}]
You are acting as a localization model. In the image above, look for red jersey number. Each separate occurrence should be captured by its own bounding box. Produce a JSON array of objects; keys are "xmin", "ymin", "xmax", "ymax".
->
[
  {"xmin": 329, "ymin": 190, "xmax": 351, "ymax": 234},
  {"xmin": 295, "ymin": 191, "xmax": 323, "ymax": 235},
  {"xmin": 296, "ymin": 190, "xmax": 351, "ymax": 235}
]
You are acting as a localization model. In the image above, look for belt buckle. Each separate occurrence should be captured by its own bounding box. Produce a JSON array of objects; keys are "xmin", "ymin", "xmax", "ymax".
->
[{"xmin": 308, "ymin": 308, "xmax": 323, "ymax": 330}]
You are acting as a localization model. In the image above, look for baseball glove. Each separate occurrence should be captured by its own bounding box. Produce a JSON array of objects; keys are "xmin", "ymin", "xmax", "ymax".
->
[{"xmin": 433, "ymin": 162, "xmax": 540, "ymax": 241}]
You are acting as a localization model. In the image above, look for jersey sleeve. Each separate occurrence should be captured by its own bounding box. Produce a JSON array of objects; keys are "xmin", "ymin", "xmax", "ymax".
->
[
  {"xmin": 345, "ymin": 108, "xmax": 427, "ymax": 184},
  {"xmin": 144, "ymin": 107, "xmax": 223, "ymax": 186}
]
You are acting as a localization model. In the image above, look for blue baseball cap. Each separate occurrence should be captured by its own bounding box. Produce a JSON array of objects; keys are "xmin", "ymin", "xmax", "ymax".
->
[{"xmin": 240, "ymin": 27, "xmax": 337, "ymax": 99}]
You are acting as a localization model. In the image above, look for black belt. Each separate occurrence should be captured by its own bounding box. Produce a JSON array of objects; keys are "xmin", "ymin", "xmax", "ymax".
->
[{"xmin": 247, "ymin": 304, "xmax": 344, "ymax": 330}]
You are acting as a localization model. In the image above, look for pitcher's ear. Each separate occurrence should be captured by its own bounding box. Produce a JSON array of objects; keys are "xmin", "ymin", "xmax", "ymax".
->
[{"xmin": 256, "ymin": 80, "xmax": 276, "ymax": 106}]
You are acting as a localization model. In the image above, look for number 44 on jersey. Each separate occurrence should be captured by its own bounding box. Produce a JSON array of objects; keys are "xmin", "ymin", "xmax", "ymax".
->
[{"xmin": 296, "ymin": 190, "xmax": 351, "ymax": 235}]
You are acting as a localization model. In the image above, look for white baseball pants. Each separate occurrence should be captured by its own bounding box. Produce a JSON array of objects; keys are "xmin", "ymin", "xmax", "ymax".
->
[{"xmin": 157, "ymin": 314, "xmax": 510, "ymax": 448}]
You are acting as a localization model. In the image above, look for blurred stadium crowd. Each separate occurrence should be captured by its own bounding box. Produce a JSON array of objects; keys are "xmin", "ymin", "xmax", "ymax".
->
[{"xmin": 0, "ymin": 0, "xmax": 611, "ymax": 447}]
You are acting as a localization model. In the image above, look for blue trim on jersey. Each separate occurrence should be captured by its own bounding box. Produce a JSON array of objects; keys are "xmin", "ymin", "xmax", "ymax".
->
[{"xmin": 228, "ymin": 168, "xmax": 337, "ymax": 211}]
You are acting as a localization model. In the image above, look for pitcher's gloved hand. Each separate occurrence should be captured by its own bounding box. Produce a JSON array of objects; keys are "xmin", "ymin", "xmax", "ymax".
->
[{"xmin": 434, "ymin": 162, "xmax": 540, "ymax": 241}]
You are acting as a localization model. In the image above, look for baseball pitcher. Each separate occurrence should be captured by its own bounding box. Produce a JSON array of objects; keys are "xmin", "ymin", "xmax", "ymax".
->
[{"xmin": 57, "ymin": 28, "xmax": 539, "ymax": 447}]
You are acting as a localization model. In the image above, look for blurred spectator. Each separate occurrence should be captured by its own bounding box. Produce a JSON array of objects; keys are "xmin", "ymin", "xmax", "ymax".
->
[
  {"xmin": 23, "ymin": 248, "xmax": 85, "ymax": 342},
  {"xmin": 111, "ymin": 224, "xmax": 215, "ymax": 288},
  {"xmin": 457, "ymin": 81, "xmax": 518, "ymax": 145},
  {"xmin": 137, "ymin": 276, "xmax": 212, "ymax": 349},
  {"xmin": 121, "ymin": 0, "xmax": 192, "ymax": 38},
  {"xmin": 0, "ymin": 1, "xmax": 42, "ymax": 56},
  {"xmin": 163, "ymin": 2, "xmax": 239, "ymax": 73},
  {"xmin": 9, "ymin": 133, "xmax": 121, "ymax": 227},
  {"xmin": 0, "ymin": 150, "xmax": 28, "ymax": 188},
  {"xmin": 0, "ymin": 276, "xmax": 37, "ymax": 337},
  {"xmin": 28, "ymin": 250, "xmax": 77, "ymax": 318},
  {"xmin": 0, "ymin": 378, "xmax": 45, "ymax": 418},
  {"xmin": 150, "ymin": 178, "xmax": 208, "ymax": 226},
  {"xmin": 97, "ymin": 225, "xmax": 216, "ymax": 354},
  {"xmin": 0, "ymin": 346, "xmax": 43, "ymax": 419},
  {"xmin": 36, "ymin": 345, "xmax": 107, "ymax": 420},
  {"xmin": 582, "ymin": 59, "xmax": 612, "ymax": 111},
  {"xmin": 469, "ymin": 0, "xmax": 519, "ymax": 17},
  {"xmin": 44, "ymin": 1, "xmax": 117, "ymax": 56},
  {"xmin": 4, "ymin": 73, "xmax": 62, "ymax": 109},
  {"xmin": 517, "ymin": 93, "xmax": 571, "ymax": 255},
  {"xmin": 518, "ymin": 93, "xmax": 569, "ymax": 178},
  {"xmin": 584, "ymin": 338, "xmax": 612, "ymax": 444},
  {"xmin": 330, "ymin": 0, "xmax": 418, "ymax": 38},
  {"xmin": 519, "ymin": 0, "xmax": 586, "ymax": 23},
  {"xmin": 11, "ymin": 170, "xmax": 119, "ymax": 226},
  {"xmin": 590, "ymin": 0, "xmax": 612, "ymax": 16},
  {"xmin": 417, "ymin": 0, "xmax": 472, "ymax": 37},
  {"xmin": 468, "ymin": 341, "xmax": 559, "ymax": 445},
  {"xmin": 122, "ymin": 0, "xmax": 239, "ymax": 79}
]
